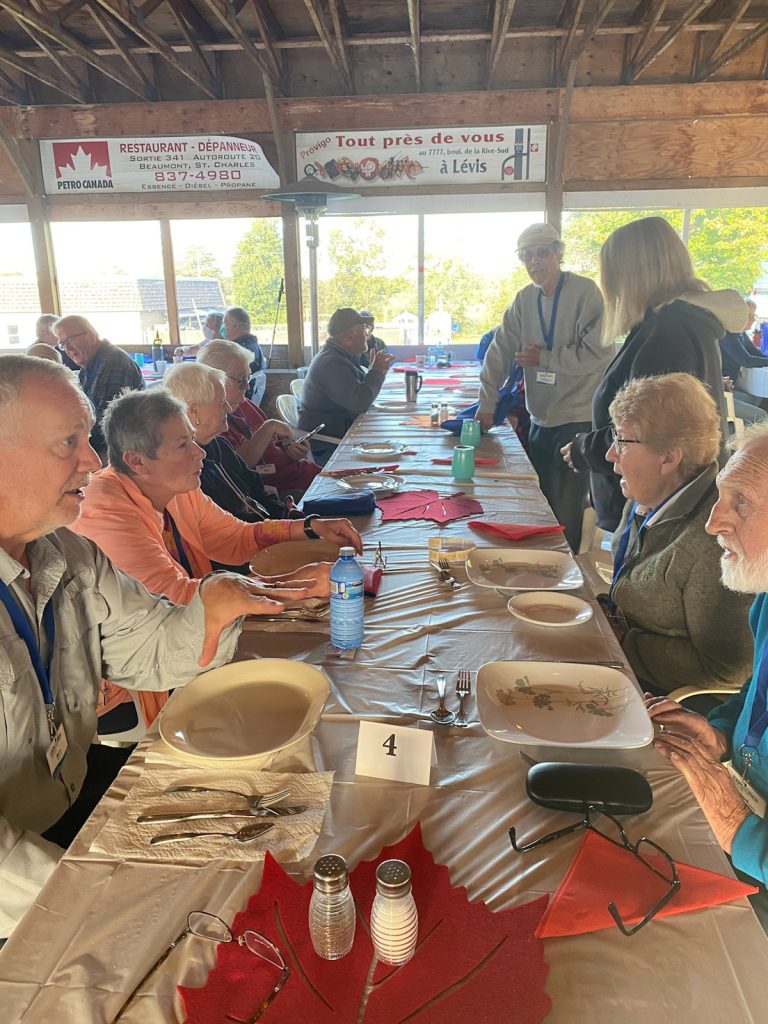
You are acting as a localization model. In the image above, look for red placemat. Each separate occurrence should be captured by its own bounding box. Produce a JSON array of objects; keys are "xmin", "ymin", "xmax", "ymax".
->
[
  {"xmin": 180, "ymin": 824, "xmax": 551, "ymax": 1024},
  {"xmin": 377, "ymin": 489, "xmax": 483, "ymax": 524},
  {"xmin": 536, "ymin": 828, "xmax": 758, "ymax": 938},
  {"xmin": 468, "ymin": 521, "xmax": 564, "ymax": 542}
]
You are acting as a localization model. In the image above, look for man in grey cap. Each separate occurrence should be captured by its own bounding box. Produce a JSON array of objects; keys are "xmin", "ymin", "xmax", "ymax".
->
[
  {"xmin": 359, "ymin": 309, "xmax": 389, "ymax": 369},
  {"xmin": 298, "ymin": 307, "xmax": 396, "ymax": 464},
  {"xmin": 476, "ymin": 223, "xmax": 611, "ymax": 550}
]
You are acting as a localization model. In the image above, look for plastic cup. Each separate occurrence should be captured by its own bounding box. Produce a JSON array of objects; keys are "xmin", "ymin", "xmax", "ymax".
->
[
  {"xmin": 459, "ymin": 419, "xmax": 481, "ymax": 448},
  {"xmin": 451, "ymin": 445, "xmax": 475, "ymax": 480}
]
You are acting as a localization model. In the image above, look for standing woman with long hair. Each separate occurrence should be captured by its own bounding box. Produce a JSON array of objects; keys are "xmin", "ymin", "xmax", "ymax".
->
[{"xmin": 562, "ymin": 216, "xmax": 747, "ymax": 532}]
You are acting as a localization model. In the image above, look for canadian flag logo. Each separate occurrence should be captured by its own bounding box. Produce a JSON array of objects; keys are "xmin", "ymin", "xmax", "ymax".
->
[{"xmin": 52, "ymin": 140, "xmax": 112, "ymax": 180}]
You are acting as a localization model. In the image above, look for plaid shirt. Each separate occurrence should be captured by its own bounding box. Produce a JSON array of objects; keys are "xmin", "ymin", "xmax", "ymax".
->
[{"xmin": 80, "ymin": 341, "xmax": 144, "ymax": 454}]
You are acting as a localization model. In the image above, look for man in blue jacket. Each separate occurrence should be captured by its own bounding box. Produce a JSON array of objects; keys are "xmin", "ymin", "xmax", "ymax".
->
[
  {"xmin": 719, "ymin": 300, "xmax": 768, "ymax": 422},
  {"xmin": 648, "ymin": 423, "xmax": 768, "ymax": 926}
]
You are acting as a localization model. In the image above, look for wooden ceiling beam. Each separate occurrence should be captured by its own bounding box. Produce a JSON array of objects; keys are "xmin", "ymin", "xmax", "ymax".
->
[
  {"xmin": 628, "ymin": 0, "xmax": 712, "ymax": 82},
  {"xmin": 0, "ymin": 0, "xmax": 151, "ymax": 99},
  {"xmin": 303, "ymin": 0, "xmax": 352, "ymax": 92},
  {"xmin": 557, "ymin": 0, "xmax": 586, "ymax": 82},
  {"xmin": 570, "ymin": 0, "xmax": 619, "ymax": 66},
  {"xmin": 57, "ymin": 0, "xmax": 91, "ymax": 21},
  {"xmin": 86, "ymin": 0, "xmax": 157, "ymax": 98},
  {"xmin": 699, "ymin": 0, "xmax": 752, "ymax": 68},
  {"xmin": 173, "ymin": 0, "xmax": 218, "ymax": 41},
  {"xmin": 405, "ymin": 0, "xmax": 421, "ymax": 91},
  {"xmin": 93, "ymin": 0, "xmax": 221, "ymax": 97},
  {"xmin": 18, "ymin": 0, "xmax": 93, "ymax": 102},
  {"xmin": 198, "ymin": 0, "xmax": 284, "ymax": 94},
  {"xmin": 696, "ymin": 16, "xmax": 768, "ymax": 79},
  {"xmin": 0, "ymin": 45, "xmax": 90, "ymax": 104},
  {"xmin": 248, "ymin": 0, "xmax": 286, "ymax": 87},
  {"xmin": 138, "ymin": 0, "xmax": 166, "ymax": 15},
  {"xmin": 0, "ymin": 63, "xmax": 26, "ymax": 104},
  {"xmin": 167, "ymin": 0, "xmax": 221, "ymax": 93},
  {"xmin": 486, "ymin": 0, "xmax": 518, "ymax": 86},
  {"xmin": 327, "ymin": 0, "xmax": 351, "ymax": 83}
]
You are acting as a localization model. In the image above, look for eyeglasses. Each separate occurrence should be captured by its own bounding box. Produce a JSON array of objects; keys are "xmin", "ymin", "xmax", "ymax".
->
[
  {"xmin": 58, "ymin": 330, "xmax": 89, "ymax": 348},
  {"xmin": 226, "ymin": 373, "xmax": 257, "ymax": 390},
  {"xmin": 112, "ymin": 911, "xmax": 289, "ymax": 1023},
  {"xmin": 518, "ymin": 245, "xmax": 555, "ymax": 263},
  {"xmin": 610, "ymin": 429, "xmax": 646, "ymax": 454},
  {"xmin": 509, "ymin": 805, "xmax": 679, "ymax": 936}
]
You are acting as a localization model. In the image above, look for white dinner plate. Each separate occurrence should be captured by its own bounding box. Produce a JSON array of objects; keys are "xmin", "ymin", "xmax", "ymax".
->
[
  {"xmin": 507, "ymin": 591, "xmax": 593, "ymax": 627},
  {"xmin": 159, "ymin": 659, "xmax": 330, "ymax": 764},
  {"xmin": 336, "ymin": 473, "xmax": 404, "ymax": 494},
  {"xmin": 351, "ymin": 441, "xmax": 409, "ymax": 458},
  {"xmin": 476, "ymin": 661, "xmax": 652, "ymax": 749},
  {"xmin": 465, "ymin": 547, "xmax": 583, "ymax": 593},
  {"xmin": 373, "ymin": 400, "xmax": 412, "ymax": 411}
]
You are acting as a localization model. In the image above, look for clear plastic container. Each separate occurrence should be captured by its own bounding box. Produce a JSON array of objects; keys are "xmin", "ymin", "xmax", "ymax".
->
[
  {"xmin": 330, "ymin": 547, "xmax": 364, "ymax": 650},
  {"xmin": 370, "ymin": 859, "xmax": 418, "ymax": 966},
  {"xmin": 309, "ymin": 854, "xmax": 356, "ymax": 960}
]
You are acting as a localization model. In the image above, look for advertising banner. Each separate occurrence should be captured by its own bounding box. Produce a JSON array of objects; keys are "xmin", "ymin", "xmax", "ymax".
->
[
  {"xmin": 40, "ymin": 135, "xmax": 279, "ymax": 195},
  {"xmin": 295, "ymin": 125, "xmax": 547, "ymax": 188}
]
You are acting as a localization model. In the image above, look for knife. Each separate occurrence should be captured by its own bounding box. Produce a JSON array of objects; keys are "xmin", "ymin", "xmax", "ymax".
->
[{"xmin": 137, "ymin": 805, "xmax": 307, "ymax": 824}]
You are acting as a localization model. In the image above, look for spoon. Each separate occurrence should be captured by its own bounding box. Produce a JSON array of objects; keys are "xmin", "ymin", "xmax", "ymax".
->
[
  {"xmin": 149, "ymin": 822, "xmax": 275, "ymax": 846},
  {"xmin": 163, "ymin": 785, "xmax": 292, "ymax": 809},
  {"xmin": 429, "ymin": 672, "xmax": 456, "ymax": 725}
]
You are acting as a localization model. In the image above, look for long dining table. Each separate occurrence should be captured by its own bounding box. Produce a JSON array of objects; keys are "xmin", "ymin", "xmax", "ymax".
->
[{"xmin": 1, "ymin": 366, "xmax": 767, "ymax": 1023}]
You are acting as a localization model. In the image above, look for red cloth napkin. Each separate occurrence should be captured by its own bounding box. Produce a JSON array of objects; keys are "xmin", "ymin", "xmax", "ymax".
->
[
  {"xmin": 468, "ymin": 521, "xmax": 564, "ymax": 542},
  {"xmin": 422, "ymin": 376, "xmax": 462, "ymax": 386},
  {"xmin": 180, "ymin": 824, "xmax": 551, "ymax": 1024},
  {"xmin": 536, "ymin": 829, "xmax": 758, "ymax": 938},
  {"xmin": 431, "ymin": 457, "xmax": 499, "ymax": 466},
  {"xmin": 378, "ymin": 488, "xmax": 483, "ymax": 524},
  {"xmin": 363, "ymin": 565, "xmax": 382, "ymax": 596}
]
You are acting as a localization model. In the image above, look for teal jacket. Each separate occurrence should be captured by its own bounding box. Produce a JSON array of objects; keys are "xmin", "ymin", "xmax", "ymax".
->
[{"xmin": 710, "ymin": 593, "xmax": 768, "ymax": 884}]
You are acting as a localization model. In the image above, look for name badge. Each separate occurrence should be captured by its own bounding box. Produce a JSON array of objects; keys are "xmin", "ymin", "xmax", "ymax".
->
[
  {"xmin": 727, "ymin": 761, "xmax": 767, "ymax": 818},
  {"xmin": 535, "ymin": 370, "xmax": 557, "ymax": 386},
  {"xmin": 45, "ymin": 723, "xmax": 69, "ymax": 778},
  {"xmin": 355, "ymin": 720, "xmax": 435, "ymax": 786}
]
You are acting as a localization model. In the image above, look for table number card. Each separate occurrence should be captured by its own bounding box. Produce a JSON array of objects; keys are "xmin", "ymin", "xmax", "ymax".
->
[{"xmin": 355, "ymin": 720, "xmax": 435, "ymax": 786}]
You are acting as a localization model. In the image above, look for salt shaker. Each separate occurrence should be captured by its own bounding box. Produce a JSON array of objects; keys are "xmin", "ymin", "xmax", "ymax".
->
[
  {"xmin": 430, "ymin": 402, "xmax": 439, "ymax": 425},
  {"xmin": 439, "ymin": 402, "xmax": 449, "ymax": 424},
  {"xmin": 309, "ymin": 854, "xmax": 356, "ymax": 960},
  {"xmin": 370, "ymin": 859, "xmax": 418, "ymax": 966}
]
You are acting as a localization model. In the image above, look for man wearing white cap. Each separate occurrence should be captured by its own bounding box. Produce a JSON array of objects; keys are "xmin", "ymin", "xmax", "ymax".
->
[{"xmin": 476, "ymin": 223, "xmax": 611, "ymax": 549}]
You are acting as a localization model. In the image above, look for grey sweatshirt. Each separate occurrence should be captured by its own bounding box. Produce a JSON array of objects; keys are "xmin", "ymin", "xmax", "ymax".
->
[
  {"xmin": 299, "ymin": 339, "xmax": 386, "ymax": 449},
  {"xmin": 478, "ymin": 271, "xmax": 612, "ymax": 428}
]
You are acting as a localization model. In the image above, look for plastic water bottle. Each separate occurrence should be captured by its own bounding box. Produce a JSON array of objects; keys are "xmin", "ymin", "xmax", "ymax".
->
[
  {"xmin": 309, "ymin": 854, "xmax": 356, "ymax": 960},
  {"xmin": 151, "ymin": 331, "xmax": 163, "ymax": 371},
  {"xmin": 435, "ymin": 340, "xmax": 444, "ymax": 366},
  {"xmin": 330, "ymin": 546, "xmax": 364, "ymax": 649},
  {"xmin": 426, "ymin": 345, "xmax": 437, "ymax": 367},
  {"xmin": 370, "ymin": 860, "xmax": 418, "ymax": 966}
]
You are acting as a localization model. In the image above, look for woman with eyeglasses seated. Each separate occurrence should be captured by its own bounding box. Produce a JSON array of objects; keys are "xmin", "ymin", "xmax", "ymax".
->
[
  {"xmin": 562, "ymin": 216, "xmax": 748, "ymax": 532},
  {"xmin": 604, "ymin": 373, "xmax": 753, "ymax": 695},
  {"xmin": 197, "ymin": 339, "xmax": 320, "ymax": 497},
  {"xmin": 73, "ymin": 386, "xmax": 361, "ymax": 725},
  {"xmin": 164, "ymin": 361, "xmax": 285, "ymax": 525}
]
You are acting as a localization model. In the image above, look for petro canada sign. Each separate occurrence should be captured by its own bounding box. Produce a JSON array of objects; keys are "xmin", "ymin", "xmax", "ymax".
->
[{"xmin": 39, "ymin": 135, "xmax": 279, "ymax": 194}]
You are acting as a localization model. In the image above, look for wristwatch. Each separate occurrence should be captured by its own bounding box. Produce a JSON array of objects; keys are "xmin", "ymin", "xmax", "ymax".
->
[{"xmin": 303, "ymin": 514, "xmax": 321, "ymax": 540}]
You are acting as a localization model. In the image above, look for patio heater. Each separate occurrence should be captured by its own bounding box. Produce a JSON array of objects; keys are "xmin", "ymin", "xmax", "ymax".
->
[{"xmin": 264, "ymin": 176, "xmax": 360, "ymax": 357}]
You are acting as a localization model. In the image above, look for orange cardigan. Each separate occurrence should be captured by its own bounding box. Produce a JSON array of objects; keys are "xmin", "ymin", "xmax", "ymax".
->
[{"xmin": 74, "ymin": 466, "xmax": 292, "ymax": 604}]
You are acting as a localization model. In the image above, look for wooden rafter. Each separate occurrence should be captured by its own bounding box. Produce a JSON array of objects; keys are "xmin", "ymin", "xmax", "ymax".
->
[
  {"xmin": 628, "ymin": 0, "xmax": 712, "ymax": 82},
  {"xmin": 303, "ymin": 0, "xmax": 352, "ymax": 92},
  {"xmin": 622, "ymin": 0, "xmax": 665, "ymax": 81},
  {"xmin": 0, "ymin": 43, "xmax": 88, "ymax": 104},
  {"xmin": 327, "ymin": 0, "xmax": 350, "ymax": 84},
  {"xmin": 56, "ymin": 0, "xmax": 91, "ymax": 21},
  {"xmin": 249, "ymin": 0, "xmax": 286, "ymax": 87},
  {"xmin": 198, "ymin": 0, "xmax": 284, "ymax": 94},
  {"xmin": 86, "ymin": 0, "xmax": 157, "ymax": 98},
  {"xmin": 696, "ymin": 16, "xmax": 768, "ymax": 79},
  {"xmin": 20, "ymin": 0, "xmax": 93, "ymax": 102},
  {"xmin": 486, "ymin": 0, "xmax": 518, "ymax": 86},
  {"xmin": 167, "ymin": 0, "xmax": 220, "ymax": 93},
  {"xmin": 405, "ymin": 0, "xmax": 421, "ymax": 90},
  {"xmin": 0, "ymin": 0, "xmax": 150, "ymax": 99},
  {"xmin": 0, "ymin": 63, "xmax": 26, "ymax": 104},
  {"xmin": 700, "ymin": 0, "xmax": 752, "ymax": 69},
  {"xmin": 93, "ymin": 0, "xmax": 220, "ymax": 98},
  {"xmin": 557, "ymin": 0, "xmax": 586, "ymax": 81},
  {"xmin": 173, "ymin": 0, "xmax": 218, "ymax": 41},
  {"xmin": 762, "ymin": 35, "xmax": 768, "ymax": 79}
]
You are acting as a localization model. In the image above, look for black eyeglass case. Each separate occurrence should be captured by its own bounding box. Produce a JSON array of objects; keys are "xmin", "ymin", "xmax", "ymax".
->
[{"xmin": 526, "ymin": 762, "xmax": 653, "ymax": 816}]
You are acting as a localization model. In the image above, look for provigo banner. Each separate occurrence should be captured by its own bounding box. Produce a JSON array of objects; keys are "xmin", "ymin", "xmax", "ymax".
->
[
  {"xmin": 295, "ymin": 124, "xmax": 547, "ymax": 187},
  {"xmin": 40, "ymin": 135, "xmax": 279, "ymax": 194}
]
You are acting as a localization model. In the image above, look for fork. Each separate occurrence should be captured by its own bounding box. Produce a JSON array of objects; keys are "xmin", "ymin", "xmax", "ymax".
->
[
  {"xmin": 455, "ymin": 669, "xmax": 471, "ymax": 727},
  {"xmin": 436, "ymin": 555, "xmax": 458, "ymax": 588}
]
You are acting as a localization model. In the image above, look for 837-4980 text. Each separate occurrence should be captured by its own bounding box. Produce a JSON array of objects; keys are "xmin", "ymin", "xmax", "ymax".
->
[{"xmin": 153, "ymin": 170, "xmax": 242, "ymax": 182}]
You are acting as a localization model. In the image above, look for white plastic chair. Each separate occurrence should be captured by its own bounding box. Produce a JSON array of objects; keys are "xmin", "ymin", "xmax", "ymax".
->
[
  {"xmin": 725, "ymin": 391, "xmax": 745, "ymax": 439},
  {"xmin": 250, "ymin": 370, "xmax": 267, "ymax": 407},
  {"xmin": 97, "ymin": 692, "xmax": 147, "ymax": 747},
  {"xmin": 289, "ymin": 378, "xmax": 304, "ymax": 401},
  {"xmin": 276, "ymin": 392, "xmax": 300, "ymax": 427}
]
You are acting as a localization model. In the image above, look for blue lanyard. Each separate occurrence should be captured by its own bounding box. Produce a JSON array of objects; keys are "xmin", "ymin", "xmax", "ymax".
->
[
  {"xmin": 165, "ymin": 511, "xmax": 194, "ymax": 578},
  {"xmin": 609, "ymin": 483, "xmax": 689, "ymax": 602},
  {"xmin": 536, "ymin": 273, "xmax": 565, "ymax": 351},
  {"xmin": 745, "ymin": 643, "xmax": 768, "ymax": 751},
  {"xmin": 0, "ymin": 577, "xmax": 56, "ymax": 706}
]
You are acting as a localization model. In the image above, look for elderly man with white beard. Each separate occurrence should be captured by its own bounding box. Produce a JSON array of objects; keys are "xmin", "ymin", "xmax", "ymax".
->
[{"xmin": 648, "ymin": 423, "xmax": 768, "ymax": 926}]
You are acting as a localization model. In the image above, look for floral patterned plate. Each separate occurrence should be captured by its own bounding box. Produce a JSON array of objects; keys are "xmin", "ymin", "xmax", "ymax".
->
[
  {"xmin": 476, "ymin": 661, "xmax": 653, "ymax": 748},
  {"xmin": 465, "ymin": 547, "xmax": 583, "ymax": 593}
]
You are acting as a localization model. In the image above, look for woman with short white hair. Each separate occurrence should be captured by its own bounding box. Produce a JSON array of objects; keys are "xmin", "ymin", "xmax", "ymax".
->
[{"xmin": 604, "ymin": 372, "xmax": 753, "ymax": 694}]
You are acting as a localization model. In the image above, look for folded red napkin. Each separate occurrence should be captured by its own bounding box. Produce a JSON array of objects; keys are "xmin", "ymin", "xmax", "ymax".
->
[
  {"xmin": 363, "ymin": 565, "xmax": 382, "ymax": 596},
  {"xmin": 378, "ymin": 488, "xmax": 483, "ymax": 524},
  {"xmin": 468, "ymin": 521, "xmax": 564, "ymax": 542},
  {"xmin": 536, "ymin": 828, "xmax": 758, "ymax": 938},
  {"xmin": 431, "ymin": 457, "xmax": 499, "ymax": 466},
  {"xmin": 180, "ymin": 824, "xmax": 551, "ymax": 1024},
  {"xmin": 422, "ymin": 376, "xmax": 463, "ymax": 386}
]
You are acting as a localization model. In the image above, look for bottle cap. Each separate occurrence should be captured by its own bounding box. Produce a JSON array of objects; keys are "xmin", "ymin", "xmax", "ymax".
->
[
  {"xmin": 339, "ymin": 546, "xmax": 355, "ymax": 557},
  {"xmin": 375, "ymin": 859, "xmax": 412, "ymax": 898},
  {"xmin": 313, "ymin": 854, "xmax": 349, "ymax": 894}
]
